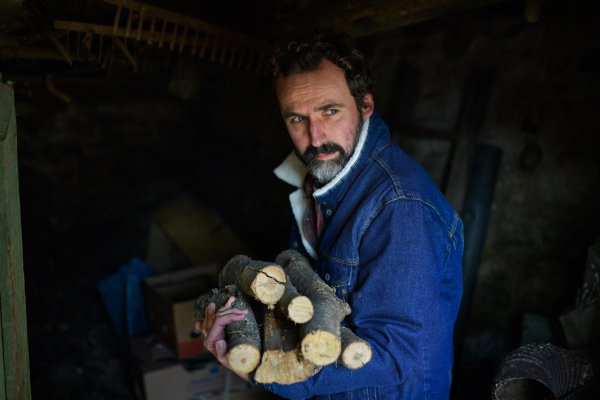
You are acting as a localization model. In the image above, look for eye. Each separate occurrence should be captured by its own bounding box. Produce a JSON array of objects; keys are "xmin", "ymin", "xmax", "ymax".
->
[
  {"xmin": 291, "ymin": 116, "xmax": 305, "ymax": 123},
  {"xmin": 325, "ymin": 109, "xmax": 338, "ymax": 115}
]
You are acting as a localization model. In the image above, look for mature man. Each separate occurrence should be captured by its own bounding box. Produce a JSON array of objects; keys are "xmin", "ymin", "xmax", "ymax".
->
[{"xmin": 199, "ymin": 30, "xmax": 464, "ymax": 399}]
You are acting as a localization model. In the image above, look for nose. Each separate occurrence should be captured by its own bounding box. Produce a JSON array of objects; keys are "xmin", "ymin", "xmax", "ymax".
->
[{"xmin": 309, "ymin": 118, "xmax": 327, "ymax": 147}]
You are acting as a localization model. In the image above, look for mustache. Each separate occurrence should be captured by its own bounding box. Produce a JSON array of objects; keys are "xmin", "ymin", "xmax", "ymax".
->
[{"xmin": 301, "ymin": 142, "xmax": 345, "ymax": 163}]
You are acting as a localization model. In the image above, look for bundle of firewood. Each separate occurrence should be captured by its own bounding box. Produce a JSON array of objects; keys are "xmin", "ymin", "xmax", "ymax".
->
[{"xmin": 193, "ymin": 250, "xmax": 372, "ymax": 385}]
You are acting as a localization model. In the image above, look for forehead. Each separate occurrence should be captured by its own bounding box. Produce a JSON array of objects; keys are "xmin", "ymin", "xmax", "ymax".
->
[{"xmin": 276, "ymin": 59, "xmax": 353, "ymax": 109}]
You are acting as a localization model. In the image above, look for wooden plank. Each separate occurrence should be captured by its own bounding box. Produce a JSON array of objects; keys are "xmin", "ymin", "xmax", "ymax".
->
[{"xmin": 0, "ymin": 83, "xmax": 32, "ymax": 399}]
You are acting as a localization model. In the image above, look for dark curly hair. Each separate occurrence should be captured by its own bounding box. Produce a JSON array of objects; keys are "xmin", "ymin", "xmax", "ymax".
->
[{"xmin": 268, "ymin": 29, "xmax": 374, "ymax": 111}]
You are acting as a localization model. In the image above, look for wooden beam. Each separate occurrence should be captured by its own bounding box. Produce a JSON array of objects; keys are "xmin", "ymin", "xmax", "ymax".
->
[
  {"xmin": 2, "ymin": 74, "xmax": 168, "ymax": 88},
  {"xmin": 54, "ymin": 20, "xmax": 268, "ymax": 52},
  {"xmin": 0, "ymin": 82, "xmax": 32, "ymax": 400},
  {"xmin": 0, "ymin": 47, "xmax": 66, "ymax": 61},
  {"xmin": 264, "ymin": 0, "xmax": 506, "ymax": 38}
]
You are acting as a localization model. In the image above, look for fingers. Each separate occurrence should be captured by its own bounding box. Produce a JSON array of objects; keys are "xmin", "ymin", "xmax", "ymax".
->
[
  {"xmin": 199, "ymin": 302, "xmax": 216, "ymax": 337},
  {"xmin": 215, "ymin": 339, "xmax": 229, "ymax": 365},
  {"xmin": 207, "ymin": 308, "xmax": 249, "ymax": 334},
  {"xmin": 203, "ymin": 308, "xmax": 248, "ymax": 354},
  {"xmin": 223, "ymin": 296, "xmax": 236, "ymax": 309},
  {"xmin": 200, "ymin": 297, "xmax": 238, "ymax": 337}
]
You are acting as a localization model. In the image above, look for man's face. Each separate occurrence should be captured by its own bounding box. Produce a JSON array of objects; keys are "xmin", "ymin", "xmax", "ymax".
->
[{"xmin": 276, "ymin": 59, "xmax": 374, "ymax": 184}]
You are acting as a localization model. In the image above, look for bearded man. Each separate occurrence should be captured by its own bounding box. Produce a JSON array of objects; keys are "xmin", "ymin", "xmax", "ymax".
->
[{"xmin": 199, "ymin": 30, "xmax": 464, "ymax": 400}]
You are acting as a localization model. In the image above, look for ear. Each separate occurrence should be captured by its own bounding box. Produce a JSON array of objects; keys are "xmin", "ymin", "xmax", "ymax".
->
[{"xmin": 361, "ymin": 93, "xmax": 374, "ymax": 118}]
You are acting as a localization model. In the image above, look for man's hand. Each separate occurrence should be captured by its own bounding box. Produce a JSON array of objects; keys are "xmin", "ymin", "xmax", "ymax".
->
[{"xmin": 195, "ymin": 296, "xmax": 250, "ymax": 382}]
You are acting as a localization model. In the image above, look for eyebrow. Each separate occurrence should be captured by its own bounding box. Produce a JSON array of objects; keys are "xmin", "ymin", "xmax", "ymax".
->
[
  {"xmin": 283, "ymin": 103, "xmax": 346, "ymax": 119},
  {"xmin": 316, "ymin": 103, "xmax": 345, "ymax": 112}
]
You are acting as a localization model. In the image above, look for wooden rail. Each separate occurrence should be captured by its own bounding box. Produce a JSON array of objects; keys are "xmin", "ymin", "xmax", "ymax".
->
[{"xmin": 50, "ymin": 0, "xmax": 270, "ymax": 73}]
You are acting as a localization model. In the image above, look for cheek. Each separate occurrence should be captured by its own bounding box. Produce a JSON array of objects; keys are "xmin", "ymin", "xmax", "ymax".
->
[
  {"xmin": 290, "ymin": 132, "xmax": 309, "ymax": 153},
  {"xmin": 332, "ymin": 122, "xmax": 357, "ymax": 149}
]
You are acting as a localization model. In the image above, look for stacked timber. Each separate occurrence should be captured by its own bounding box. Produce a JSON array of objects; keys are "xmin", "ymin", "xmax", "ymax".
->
[{"xmin": 193, "ymin": 251, "xmax": 373, "ymax": 384}]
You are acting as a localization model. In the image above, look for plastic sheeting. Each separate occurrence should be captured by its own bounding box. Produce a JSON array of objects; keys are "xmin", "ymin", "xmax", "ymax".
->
[{"xmin": 97, "ymin": 257, "xmax": 159, "ymax": 337}]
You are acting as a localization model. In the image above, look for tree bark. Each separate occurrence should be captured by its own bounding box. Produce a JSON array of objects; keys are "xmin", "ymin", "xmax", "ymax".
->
[
  {"xmin": 278, "ymin": 279, "xmax": 314, "ymax": 324},
  {"xmin": 338, "ymin": 326, "xmax": 372, "ymax": 370},
  {"xmin": 219, "ymin": 254, "xmax": 287, "ymax": 305},
  {"xmin": 275, "ymin": 250, "xmax": 351, "ymax": 366},
  {"xmin": 254, "ymin": 308, "xmax": 321, "ymax": 384},
  {"xmin": 194, "ymin": 285, "xmax": 261, "ymax": 374}
]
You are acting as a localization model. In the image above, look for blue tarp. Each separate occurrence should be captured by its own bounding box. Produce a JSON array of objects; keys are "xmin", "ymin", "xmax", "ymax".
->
[{"xmin": 97, "ymin": 257, "xmax": 159, "ymax": 337}]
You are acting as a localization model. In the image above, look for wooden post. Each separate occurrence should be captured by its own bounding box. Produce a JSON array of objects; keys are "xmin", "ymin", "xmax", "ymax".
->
[
  {"xmin": 112, "ymin": 0, "xmax": 123, "ymax": 34},
  {"xmin": 191, "ymin": 29, "xmax": 200, "ymax": 56},
  {"xmin": 0, "ymin": 82, "xmax": 32, "ymax": 399},
  {"xmin": 125, "ymin": 8, "xmax": 134, "ymax": 38},
  {"xmin": 210, "ymin": 36, "xmax": 219, "ymax": 62},
  {"xmin": 169, "ymin": 22, "xmax": 179, "ymax": 51},
  {"xmin": 246, "ymin": 50, "xmax": 255, "ymax": 71},
  {"xmin": 199, "ymin": 33, "xmax": 209, "ymax": 59},
  {"xmin": 178, "ymin": 26, "xmax": 188, "ymax": 53},
  {"xmin": 219, "ymin": 40, "xmax": 228, "ymax": 65},
  {"xmin": 147, "ymin": 14, "xmax": 156, "ymax": 44},
  {"xmin": 158, "ymin": 19, "xmax": 167, "ymax": 48},
  {"xmin": 228, "ymin": 42, "xmax": 236, "ymax": 67},
  {"xmin": 237, "ymin": 47, "xmax": 245, "ymax": 70},
  {"xmin": 136, "ymin": 5, "xmax": 146, "ymax": 41}
]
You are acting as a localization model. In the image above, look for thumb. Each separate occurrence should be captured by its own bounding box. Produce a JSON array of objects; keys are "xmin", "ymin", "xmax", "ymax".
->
[{"xmin": 216, "ymin": 340, "xmax": 228, "ymax": 360}]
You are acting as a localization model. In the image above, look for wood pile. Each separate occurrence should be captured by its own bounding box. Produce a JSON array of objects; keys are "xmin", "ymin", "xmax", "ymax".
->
[{"xmin": 194, "ymin": 250, "xmax": 373, "ymax": 385}]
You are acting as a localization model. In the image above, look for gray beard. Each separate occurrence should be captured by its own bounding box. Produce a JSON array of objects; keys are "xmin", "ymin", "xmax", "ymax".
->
[{"xmin": 296, "ymin": 115, "xmax": 364, "ymax": 185}]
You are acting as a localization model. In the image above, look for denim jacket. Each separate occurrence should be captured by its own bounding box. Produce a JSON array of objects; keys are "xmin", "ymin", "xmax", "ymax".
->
[{"xmin": 250, "ymin": 112, "xmax": 463, "ymax": 400}]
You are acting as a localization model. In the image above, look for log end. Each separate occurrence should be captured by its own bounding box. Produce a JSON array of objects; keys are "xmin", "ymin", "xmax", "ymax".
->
[
  {"xmin": 301, "ymin": 331, "xmax": 341, "ymax": 366},
  {"xmin": 340, "ymin": 340, "xmax": 372, "ymax": 370},
  {"xmin": 288, "ymin": 296, "xmax": 314, "ymax": 324},
  {"xmin": 254, "ymin": 349, "xmax": 322, "ymax": 385},
  {"xmin": 251, "ymin": 265, "xmax": 287, "ymax": 305},
  {"xmin": 227, "ymin": 344, "xmax": 261, "ymax": 374}
]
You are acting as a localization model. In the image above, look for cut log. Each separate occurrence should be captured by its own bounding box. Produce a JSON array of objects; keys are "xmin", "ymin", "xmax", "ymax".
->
[
  {"xmin": 275, "ymin": 250, "xmax": 351, "ymax": 366},
  {"xmin": 338, "ymin": 326, "xmax": 372, "ymax": 370},
  {"xmin": 278, "ymin": 280, "xmax": 314, "ymax": 324},
  {"xmin": 193, "ymin": 285, "xmax": 261, "ymax": 374},
  {"xmin": 254, "ymin": 308, "xmax": 321, "ymax": 384},
  {"xmin": 219, "ymin": 255, "xmax": 287, "ymax": 305}
]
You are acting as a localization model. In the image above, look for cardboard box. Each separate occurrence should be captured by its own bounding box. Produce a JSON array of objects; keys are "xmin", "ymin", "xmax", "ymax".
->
[
  {"xmin": 130, "ymin": 336, "xmax": 248, "ymax": 400},
  {"xmin": 143, "ymin": 265, "xmax": 219, "ymax": 359},
  {"xmin": 146, "ymin": 193, "xmax": 254, "ymax": 272}
]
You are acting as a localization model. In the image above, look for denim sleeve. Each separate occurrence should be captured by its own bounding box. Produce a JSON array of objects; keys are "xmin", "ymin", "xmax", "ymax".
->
[{"xmin": 249, "ymin": 200, "xmax": 449, "ymax": 399}]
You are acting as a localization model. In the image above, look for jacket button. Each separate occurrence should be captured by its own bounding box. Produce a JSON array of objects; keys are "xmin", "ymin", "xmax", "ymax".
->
[
  {"xmin": 326, "ymin": 209, "xmax": 332, "ymax": 216},
  {"xmin": 293, "ymin": 241, "xmax": 298, "ymax": 248},
  {"xmin": 325, "ymin": 273, "xmax": 330, "ymax": 281}
]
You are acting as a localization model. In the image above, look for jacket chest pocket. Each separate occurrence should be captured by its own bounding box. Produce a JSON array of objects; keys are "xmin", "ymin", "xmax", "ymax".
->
[{"xmin": 316, "ymin": 254, "xmax": 358, "ymax": 302}]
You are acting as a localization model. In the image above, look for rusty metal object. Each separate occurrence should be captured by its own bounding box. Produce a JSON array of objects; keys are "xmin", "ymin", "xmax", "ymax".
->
[{"xmin": 492, "ymin": 344, "xmax": 596, "ymax": 400}]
